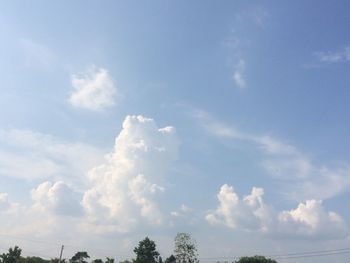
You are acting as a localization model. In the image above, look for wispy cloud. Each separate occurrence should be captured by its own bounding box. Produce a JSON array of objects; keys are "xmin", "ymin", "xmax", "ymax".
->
[
  {"xmin": 19, "ymin": 38, "xmax": 55, "ymax": 68},
  {"xmin": 0, "ymin": 129, "xmax": 104, "ymax": 183},
  {"xmin": 232, "ymin": 59, "xmax": 246, "ymax": 89},
  {"xmin": 315, "ymin": 47, "xmax": 350, "ymax": 63},
  {"xmin": 69, "ymin": 66, "xmax": 119, "ymax": 111},
  {"xmin": 194, "ymin": 110, "xmax": 350, "ymax": 201}
]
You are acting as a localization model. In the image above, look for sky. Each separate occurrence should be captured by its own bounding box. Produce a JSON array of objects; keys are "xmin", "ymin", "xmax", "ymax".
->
[{"xmin": 0, "ymin": 1, "xmax": 350, "ymax": 262}]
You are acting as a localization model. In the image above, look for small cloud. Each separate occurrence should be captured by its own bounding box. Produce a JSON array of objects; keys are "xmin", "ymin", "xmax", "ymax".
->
[
  {"xmin": 69, "ymin": 66, "xmax": 118, "ymax": 111},
  {"xmin": 170, "ymin": 204, "xmax": 192, "ymax": 218},
  {"xmin": 232, "ymin": 59, "xmax": 246, "ymax": 89},
  {"xmin": 252, "ymin": 7, "xmax": 270, "ymax": 28},
  {"xmin": 315, "ymin": 47, "xmax": 350, "ymax": 63}
]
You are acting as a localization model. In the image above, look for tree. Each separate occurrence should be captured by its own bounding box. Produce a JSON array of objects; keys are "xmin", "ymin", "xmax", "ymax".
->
[
  {"xmin": 133, "ymin": 237, "xmax": 160, "ymax": 263},
  {"xmin": 164, "ymin": 255, "xmax": 176, "ymax": 263},
  {"xmin": 174, "ymin": 233, "xmax": 198, "ymax": 263},
  {"xmin": 234, "ymin": 256, "xmax": 277, "ymax": 263},
  {"xmin": 70, "ymin": 252, "xmax": 90, "ymax": 263},
  {"xmin": 105, "ymin": 258, "xmax": 114, "ymax": 263},
  {"xmin": 0, "ymin": 246, "xmax": 22, "ymax": 263},
  {"xmin": 92, "ymin": 260, "xmax": 103, "ymax": 263}
]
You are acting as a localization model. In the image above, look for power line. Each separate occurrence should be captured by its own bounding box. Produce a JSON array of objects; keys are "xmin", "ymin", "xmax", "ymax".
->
[
  {"xmin": 266, "ymin": 246, "xmax": 350, "ymax": 258},
  {"xmin": 273, "ymin": 249, "xmax": 350, "ymax": 260},
  {"xmin": 0, "ymin": 233, "xmax": 129, "ymax": 258},
  {"xmin": 199, "ymin": 247, "xmax": 350, "ymax": 261}
]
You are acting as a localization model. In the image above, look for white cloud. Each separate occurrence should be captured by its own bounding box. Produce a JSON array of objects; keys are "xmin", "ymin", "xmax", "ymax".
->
[
  {"xmin": 0, "ymin": 116, "xmax": 179, "ymax": 237},
  {"xmin": 206, "ymin": 184, "xmax": 348, "ymax": 239},
  {"xmin": 170, "ymin": 204, "xmax": 192, "ymax": 218},
  {"xmin": 315, "ymin": 47, "xmax": 350, "ymax": 63},
  {"xmin": 82, "ymin": 115, "xmax": 180, "ymax": 233},
  {"xmin": 0, "ymin": 129, "xmax": 104, "ymax": 183},
  {"xmin": 233, "ymin": 59, "xmax": 246, "ymax": 89},
  {"xmin": 277, "ymin": 199, "xmax": 348, "ymax": 239},
  {"xmin": 31, "ymin": 181, "xmax": 83, "ymax": 216},
  {"xmin": 128, "ymin": 174, "xmax": 164, "ymax": 225},
  {"xmin": 195, "ymin": 111, "xmax": 350, "ymax": 201},
  {"xmin": 69, "ymin": 66, "xmax": 118, "ymax": 111},
  {"xmin": 0, "ymin": 193, "xmax": 10, "ymax": 211},
  {"xmin": 206, "ymin": 184, "xmax": 271, "ymax": 231}
]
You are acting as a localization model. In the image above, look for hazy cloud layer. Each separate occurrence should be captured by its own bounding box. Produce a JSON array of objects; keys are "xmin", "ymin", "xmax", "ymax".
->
[
  {"xmin": 0, "ymin": 129, "xmax": 104, "ymax": 182},
  {"xmin": 20, "ymin": 38, "xmax": 56, "ymax": 68}
]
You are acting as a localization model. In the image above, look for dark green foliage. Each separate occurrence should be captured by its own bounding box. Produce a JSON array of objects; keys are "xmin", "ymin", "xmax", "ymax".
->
[
  {"xmin": 105, "ymin": 258, "xmax": 114, "ymax": 263},
  {"xmin": 92, "ymin": 260, "xmax": 103, "ymax": 263},
  {"xmin": 164, "ymin": 255, "xmax": 176, "ymax": 263},
  {"xmin": 0, "ymin": 246, "xmax": 22, "ymax": 263},
  {"xmin": 133, "ymin": 237, "xmax": 159, "ymax": 263},
  {"xmin": 234, "ymin": 256, "xmax": 277, "ymax": 263},
  {"xmin": 174, "ymin": 233, "xmax": 198, "ymax": 263},
  {"xmin": 70, "ymin": 252, "xmax": 90, "ymax": 263}
]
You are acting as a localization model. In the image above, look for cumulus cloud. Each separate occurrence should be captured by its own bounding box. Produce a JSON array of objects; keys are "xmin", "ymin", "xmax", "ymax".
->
[
  {"xmin": 31, "ymin": 181, "xmax": 83, "ymax": 216},
  {"xmin": 82, "ymin": 115, "xmax": 180, "ymax": 233},
  {"xmin": 0, "ymin": 129, "xmax": 104, "ymax": 182},
  {"xmin": 69, "ymin": 66, "xmax": 118, "ymax": 111},
  {"xmin": 0, "ymin": 189, "xmax": 81, "ymax": 238},
  {"xmin": 194, "ymin": 110, "xmax": 350, "ymax": 201},
  {"xmin": 206, "ymin": 184, "xmax": 348, "ymax": 239},
  {"xmin": 277, "ymin": 200, "xmax": 348, "ymax": 239},
  {"xmin": 232, "ymin": 59, "xmax": 246, "ymax": 89},
  {"xmin": 206, "ymin": 185, "xmax": 271, "ymax": 232},
  {"xmin": 0, "ymin": 115, "xmax": 180, "ymax": 242}
]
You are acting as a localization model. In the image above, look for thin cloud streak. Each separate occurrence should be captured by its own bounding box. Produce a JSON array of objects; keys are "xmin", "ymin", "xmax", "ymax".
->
[{"xmin": 193, "ymin": 109, "xmax": 350, "ymax": 201}]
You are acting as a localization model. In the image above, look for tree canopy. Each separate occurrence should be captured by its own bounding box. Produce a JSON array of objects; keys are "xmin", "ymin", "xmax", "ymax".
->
[
  {"xmin": 234, "ymin": 256, "xmax": 278, "ymax": 263},
  {"xmin": 0, "ymin": 246, "xmax": 22, "ymax": 263},
  {"xmin": 174, "ymin": 233, "xmax": 198, "ymax": 263},
  {"xmin": 70, "ymin": 252, "xmax": 90, "ymax": 263},
  {"xmin": 164, "ymin": 255, "xmax": 176, "ymax": 263},
  {"xmin": 133, "ymin": 237, "xmax": 160, "ymax": 263}
]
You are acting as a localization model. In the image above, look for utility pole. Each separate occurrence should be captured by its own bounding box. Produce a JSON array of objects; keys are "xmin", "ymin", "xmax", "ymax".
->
[{"xmin": 58, "ymin": 245, "xmax": 64, "ymax": 263}]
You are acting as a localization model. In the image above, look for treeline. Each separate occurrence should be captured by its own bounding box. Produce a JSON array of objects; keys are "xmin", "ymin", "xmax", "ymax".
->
[{"xmin": 0, "ymin": 233, "xmax": 277, "ymax": 263}]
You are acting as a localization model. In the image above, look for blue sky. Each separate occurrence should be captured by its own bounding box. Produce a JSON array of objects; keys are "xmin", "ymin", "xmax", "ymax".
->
[{"xmin": 1, "ymin": 1, "xmax": 350, "ymax": 262}]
